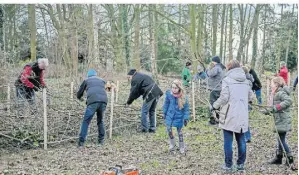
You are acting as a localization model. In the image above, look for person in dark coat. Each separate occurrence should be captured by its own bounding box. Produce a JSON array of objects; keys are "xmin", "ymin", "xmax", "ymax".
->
[
  {"xmin": 126, "ymin": 69, "xmax": 163, "ymax": 133},
  {"xmin": 246, "ymin": 64, "xmax": 262, "ymax": 105},
  {"xmin": 77, "ymin": 69, "xmax": 108, "ymax": 147},
  {"xmin": 292, "ymin": 76, "xmax": 298, "ymax": 91},
  {"xmin": 15, "ymin": 58, "xmax": 49, "ymax": 106}
]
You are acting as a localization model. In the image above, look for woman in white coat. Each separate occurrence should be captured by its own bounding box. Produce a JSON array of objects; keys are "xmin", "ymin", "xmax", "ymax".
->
[{"xmin": 212, "ymin": 60, "xmax": 253, "ymax": 172}]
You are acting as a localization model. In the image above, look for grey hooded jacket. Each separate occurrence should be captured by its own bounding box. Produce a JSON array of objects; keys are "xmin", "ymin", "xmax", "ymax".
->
[{"xmin": 206, "ymin": 63, "xmax": 225, "ymax": 91}]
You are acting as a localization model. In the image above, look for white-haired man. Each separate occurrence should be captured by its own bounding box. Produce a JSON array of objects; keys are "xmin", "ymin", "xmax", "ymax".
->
[{"xmin": 15, "ymin": 58, "xmax": 49, "ymax": 106}]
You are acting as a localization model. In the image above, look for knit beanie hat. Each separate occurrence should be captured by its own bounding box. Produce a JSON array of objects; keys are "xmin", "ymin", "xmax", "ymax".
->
[
  {"xmin": 87, "ymin": 69, "xmax": 97, "ymax": 77},
  {"xmin": 212, "ymin": 56, "xmax": 221, "ymax": 64},
  {"xmin": 127, "ymin": 69, "xmax": 137, "ymax": 75}
]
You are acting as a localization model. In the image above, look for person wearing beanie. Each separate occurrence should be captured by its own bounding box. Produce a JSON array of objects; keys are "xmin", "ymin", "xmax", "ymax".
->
[
  {"xmin": 275, "ymin": 61, "xmax": 289, "ymax": 84},
  {"xmin": 206, "ymin": 56, "xmax": 226, "ymax": 125},
  {"xmin": 126, "ymin": 69, "xmax": 163, "ymax": 133},
  {"xmin": 77, "ymin": 69, "xmax": 108, "ymax": 147},
  {"xmin": 181, "ymin": 61, "xmax": 192, "ymax": 87}
]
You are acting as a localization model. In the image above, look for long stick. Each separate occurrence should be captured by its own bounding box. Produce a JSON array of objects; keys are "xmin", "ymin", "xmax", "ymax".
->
[
  {"xmin": 109, "ymin": 87, "xmax": 115, "ymax": 139},
  {"xmin": 192, "ymin": 81, "xmax": 196, "ymax": 121},
  {"xmin": 43, "ymin": 88, "xmax": 48, "ymax": 150}
]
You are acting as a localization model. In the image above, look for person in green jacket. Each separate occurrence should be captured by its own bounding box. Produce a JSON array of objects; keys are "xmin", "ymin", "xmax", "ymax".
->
[
  {"xmin": 182, "ymin": 61, "xmax": 192, "ymax": 87},
  {"xmin": 269, "ymin": 76, "xmax": 294, "ymax": 166}
]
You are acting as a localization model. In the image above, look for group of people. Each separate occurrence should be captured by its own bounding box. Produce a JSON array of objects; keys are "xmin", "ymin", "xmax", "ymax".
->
[{"xmin": 15, "ymin": 57, "xmax": 296, "ymax": 172}]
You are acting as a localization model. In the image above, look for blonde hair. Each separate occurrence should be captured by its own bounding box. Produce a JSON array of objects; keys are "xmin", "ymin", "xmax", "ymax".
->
[
  {"xmin": 38, "ymin": 58, "xmax": 49, "ymax": 67},
  {"xmin": 226, "ymin": 60, "xmax": 240, "ymax": 71},
  {"xmin": 172, "ymin": 79, "xmax": 186, "ymax": 110},
  {"xmin": 242, "ymin": 66, "xmax": 249, "ymax": 74},
  {"xmin": 272, "ymin": 76, "xmax": 285, "ymax": 88}
]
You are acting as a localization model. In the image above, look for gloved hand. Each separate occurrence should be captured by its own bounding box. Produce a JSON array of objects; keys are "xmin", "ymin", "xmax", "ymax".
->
[
  {"xmin": 210, "ymin": 104, "xmax": 217, "ymax": 112},
  {"xmin": 272, "ymin": 106, "xmax": 278, "ymax": 113},
  {"xmin": 184, "ymin": 119, "xmax": 189, "ymax": 127},
  {"xmin": 249, "ymin": 101, "xmax": 253, "ymax": 105},
  {"xmin": 33, "ymin": 86, "xmax": 40, "ymax": 91}
]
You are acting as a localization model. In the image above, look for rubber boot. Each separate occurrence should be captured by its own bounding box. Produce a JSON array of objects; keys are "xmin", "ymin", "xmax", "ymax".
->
[
  {"xmin": 169, "ymin": 138, "xmax": 175, "ymax": 151},
  {"xmin": 269, "ymin": 153, "xmax": 283, "ymax": 164},
  {"xmin": 179, "ymin": 142, "xmax": 185, "ymax": 154}
]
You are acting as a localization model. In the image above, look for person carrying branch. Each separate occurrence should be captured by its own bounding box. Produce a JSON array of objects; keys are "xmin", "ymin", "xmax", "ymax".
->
[
  {"xmin": 15, "ymin": 58, "xmax": 49, "ymax": 107},
  {"xmin": 268, "ymin": 76, "xmax": 294, "ymax": 167},
  {"xmin": 163, "ymin": 79, "xmax": 190, "ymax": 154},
  {"xmin": 77, "ymin": 69, "xmax": 108, "ymax": 147},
  {"xmin": 126, "ymin": 69, "xmax": 163, "ymax": 133}
]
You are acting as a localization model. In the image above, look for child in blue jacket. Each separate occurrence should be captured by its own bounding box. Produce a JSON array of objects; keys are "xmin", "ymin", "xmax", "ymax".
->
[{"xmin": 163, "ymin": 79, "xmax": 190, "ymax": 153}]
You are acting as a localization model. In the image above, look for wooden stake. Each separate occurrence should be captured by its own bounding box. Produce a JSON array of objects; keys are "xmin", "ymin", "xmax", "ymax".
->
[
  {"xmin": 43, "ymin": 88, "xmax": 48, "ymax": 150},
  {"xmin": 116, "ymin": 81, "xmax": 119, "ymax": 103},
  {"xmin": 7, "ymin": 84, "xmax": 10, "ymax": 116},
  {"xmin": 109, "ymin": 87, "xmax": 115, "ymax": 139},
  {"xmin": 71, "ymin": 82, "xmax": 74, "ymax": 100},
  {"xmin": 192, "ymin": 81, "xmax": 196, "ymax": 121}
]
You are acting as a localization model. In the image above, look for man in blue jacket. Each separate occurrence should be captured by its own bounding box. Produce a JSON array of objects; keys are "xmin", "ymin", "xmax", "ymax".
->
[
  {"xmin": 126, "ymin": 69, "xmax": 163, "ymax": 133},
  {"xmin": 77, "ymin": 69, "xmax": 108, "ymax": 147}
]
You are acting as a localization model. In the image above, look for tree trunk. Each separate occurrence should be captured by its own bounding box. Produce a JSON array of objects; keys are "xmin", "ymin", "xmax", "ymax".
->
[
  {"xmin": 228, "ymin": 5, "xmax": 233, "ymax": 61},
  {"xmin": 69, "ymin": 5, "xmax": 78, "ymax": 77},
  {"xmin": 41, "ymin": 8, "xmax": 50, "ymax": 57},
  {"xmin": 28, "ymin": 4, "xmax": 36, "ymax": 61},
  {"xmin": 189, "ymin": 4, "xmax": 196, "ymax": 61},
  {"xmin": 220, "ymin": 5, "xmax": 226, "ymax": 59},
  {"xmin": 212, "ymin": 4, "xmax": 218, "ymax": 56},
  {"xmin": 276, "ymin": 5, "xmax": 284, "ymax": 72},
  {"xmin": 197, "ymin": 4, "xmax": 204, "ymax": 57},
  {"xmin": 285, "ymin": 4, "xmax": 295, "ymax": 68},
  {"xmin": 132, "ymin": 4, "xmax": 141, "ymax": 69},
  {"xmin": 236, "ymin": 5, "xmax": 261, "ymax": 62},
  {"xmin": 87, "ymin": 4, "xmax": 94, "ymax": 64},
  {"xmin": 261, "ymin": 5, "xmax": 267, "ymax": 73},
  {"xmin": 122, "ymin": 5, "xmax": 130, "ymax": 68},
  {"xmin": 149, "ymin": 5, "xmax": 158, "ymax": 82},
  {"xmin": 251, "ymin": 7, "xmax": 259, "ymax": 69},
  {"xmin": 223, "ymin": 5, "xmax": 228, "ymax": 65}
]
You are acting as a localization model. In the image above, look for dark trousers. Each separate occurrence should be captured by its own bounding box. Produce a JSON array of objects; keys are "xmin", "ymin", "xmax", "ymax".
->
[
  {"xmin": 209, "ymin": 90, "xmax": 221, "ymax": 122},
  {"xmin": 79, "ymin": 102, "xmax": 107, "ymax": 144}
]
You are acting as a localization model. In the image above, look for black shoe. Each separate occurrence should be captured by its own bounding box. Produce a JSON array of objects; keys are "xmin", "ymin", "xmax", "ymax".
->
[
  {"xmin": 286, "ymin": 156, "xmax": 294, "ymax": 165},
  {"xmin": 138, "ymin": 129, "xmax": 148, "ymax": 133},
  {"xmin": 208, "ymin": 120, "xmax": 217, "ymax": 125},
  {"xmin": 269, "ymin": 154, "xmax": 283, "ymax": 164},
  {"xmin": 149, "ymin": 129, "xmax": 156, "ymax": 133},
  {"xmin": 246, "ymin": 140, "xmax": 251, "ymax": 143}
]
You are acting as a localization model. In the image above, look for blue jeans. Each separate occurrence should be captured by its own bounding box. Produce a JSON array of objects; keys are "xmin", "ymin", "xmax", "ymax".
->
[
  {"xmin": 79, "ymin": 102, "xmax": 106, "ymax": 144},
  {"xmin": 223, "ymin": 129, "xmax": 246, "ymax": 168},
  {"xmin": 278, "ymin": 132, "xmax": 291, "ymax": 154},
  {"xmin": 255, "ymin": 89, "xmax": 262, "ymax": 105},
  {"xmin": 141, "ymin": 97, "xmax": 159, "ymax": 131}
]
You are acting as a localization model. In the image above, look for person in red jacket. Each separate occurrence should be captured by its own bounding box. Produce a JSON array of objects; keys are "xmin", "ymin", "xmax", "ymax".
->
[
  {"xmin": 15, "ymin": 58, "xmax": 49, "ymax": 106},
  {"xmin": 276, "ymin": 61, "xmax": 288, "ymax": 84}
]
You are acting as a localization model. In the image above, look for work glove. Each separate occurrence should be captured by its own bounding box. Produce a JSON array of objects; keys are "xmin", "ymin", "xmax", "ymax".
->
[
  {"xmin": 183, "ymin": 75, "xmax": 187, "ymax": 80},
  {"xmin": 272, "ymin": 106, "xmax": 278, "ymax": 113},
  {"xmin": 184, "ymin": 119, "xmax": 189, "ymax": 127}
]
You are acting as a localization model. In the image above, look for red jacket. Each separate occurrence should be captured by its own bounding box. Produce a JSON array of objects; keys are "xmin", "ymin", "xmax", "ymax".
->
[
  {"xmin": 277, "ymin": 66, "xmax": 288, "ymax": 84},
  {"xmin": 17, "ymin": 62, "xmax": 46, "ymax": 88}
]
